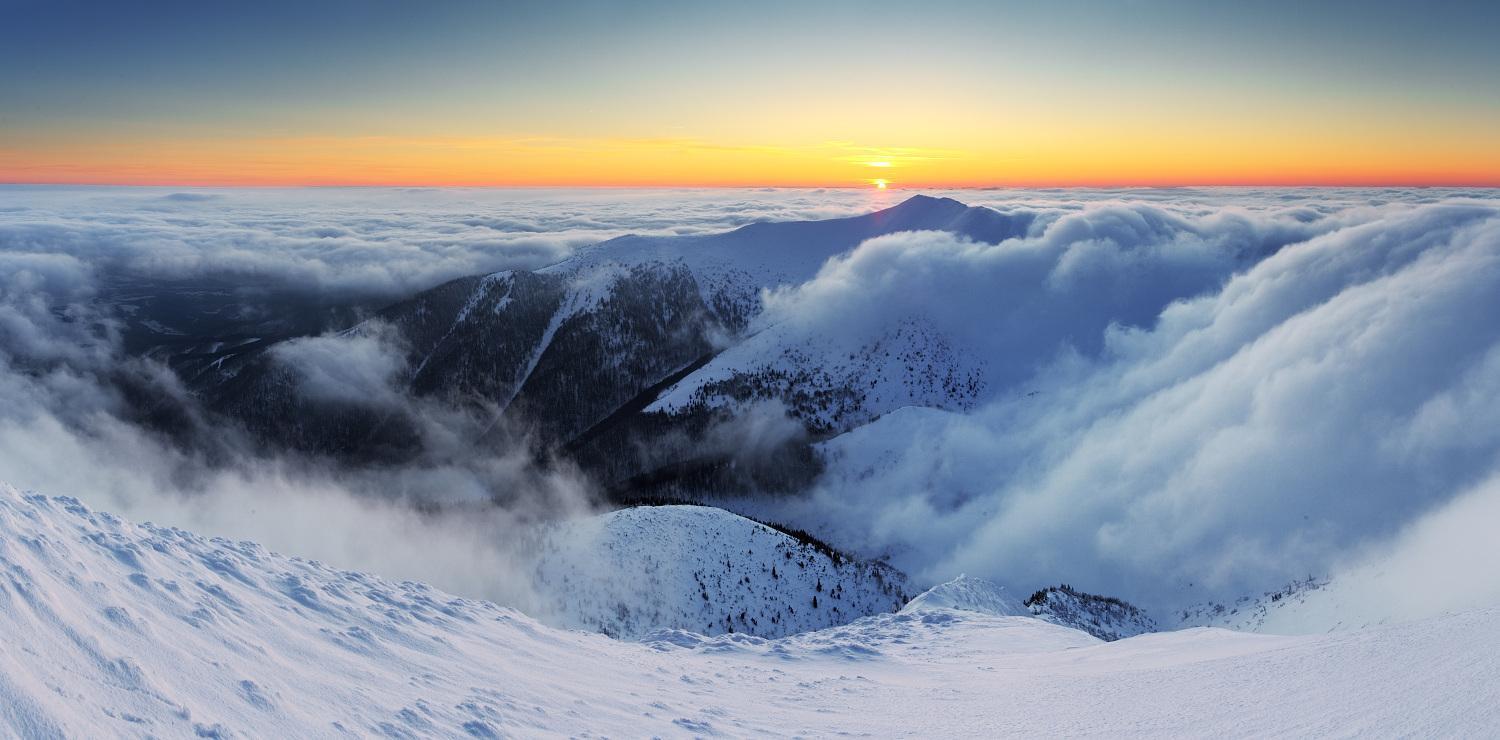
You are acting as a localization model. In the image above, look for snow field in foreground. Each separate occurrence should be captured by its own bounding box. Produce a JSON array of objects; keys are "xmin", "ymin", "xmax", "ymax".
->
[{"xmin": 1, "ymin": 483, "xmax": 1498, "ymax": 738}]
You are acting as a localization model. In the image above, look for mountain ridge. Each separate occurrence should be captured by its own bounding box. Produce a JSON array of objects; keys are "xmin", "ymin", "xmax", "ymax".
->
[{"xmin": 186, "ymin": 195, "xmax": 1027, "ymax": 497}]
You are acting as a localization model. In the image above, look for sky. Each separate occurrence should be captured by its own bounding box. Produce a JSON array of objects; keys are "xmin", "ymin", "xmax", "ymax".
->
[{"xmin": 1, "ymin": 0, "xmax": 1498, "ymax": 187}]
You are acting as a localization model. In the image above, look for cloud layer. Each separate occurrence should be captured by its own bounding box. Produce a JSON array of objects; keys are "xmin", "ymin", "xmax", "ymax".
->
[
  {"xmin": 3, "ymin": 185, "xmax": 1500, "ymax": 627},
  {"xmin": 744, "ymin": 197, "xmax": 1500, "ymax": 620},
  {"xmin": 0, "ymin": 186, "xmax": 935, "ymax": 605},
  {"xmin": 0, "ymin": 186, "xmax": 899, "ymax": 303}
]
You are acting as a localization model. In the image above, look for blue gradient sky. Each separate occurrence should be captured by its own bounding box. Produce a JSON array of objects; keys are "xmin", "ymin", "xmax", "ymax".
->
[{"xmin": 2, "ymin": 0, "xmax": 1497, "ymax": 185}]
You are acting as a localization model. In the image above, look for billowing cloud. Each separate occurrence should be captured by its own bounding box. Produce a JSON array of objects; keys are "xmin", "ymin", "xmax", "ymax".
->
[
  {"xmin": 272, "ymin": 323, "xmax": 408, "ymax": 407},
  {"xmin": 0, "ymin": 251, "xmax": 111, "ymax": 364},
  {"xmin": 756, "ymin": 201, "xmax": 1346, "ymax": 389},
  {"xmin": 743, "ymin": 200, "xmax": 1500, "ymax": 621},
  {"xmin": 2, "ymin": 185, "xmax": 1499, "ymax": 628},
  {"xmin": 0, "ymin": 188, "xmax": 640, "ymax": 605}
]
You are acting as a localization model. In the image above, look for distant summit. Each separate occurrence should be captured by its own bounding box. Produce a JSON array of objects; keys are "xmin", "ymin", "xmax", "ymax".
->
[{"xmin": 901, "ymin": 575, "xmax": 1026, "ymax": 617}]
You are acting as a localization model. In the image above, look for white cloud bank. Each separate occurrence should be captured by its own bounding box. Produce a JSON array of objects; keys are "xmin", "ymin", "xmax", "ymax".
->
[
  {"xmin": 3, "ymin": 185, "xmax": 1500, "ymax": 627},
  {"xmin": 748, "ymin": 199, "xmax": 1500, "ymax": 621},
  {"xmin": 0, "ymin": 186, "xmax": 892, "ymax": 302}
]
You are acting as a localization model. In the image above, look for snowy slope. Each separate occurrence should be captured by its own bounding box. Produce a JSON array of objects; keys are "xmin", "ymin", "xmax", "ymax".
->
[
  {"xmin": 1177, "ymin": 577, "xmax": 1332, "ymax": 633},
  {"xmin": 523, "ymin": 195, "xmax": 1009, "ymax": 434},
  {"xmin": 648, "ymin": 314, "xmax": 989, "ymax": 434},
  {"xmin": 1025, "ymin": 584, "xmax": 1159, "ymax": 641},
  {"xmin": 900, "ymin": 574, "xmax": 1025, "ymax": 617},
  {"xmin": 1175, "ymin": 573, "xmax": 1484, "ymax": 636},
  {"xmin": 3, "ymin": 484, "xmax": 1500, "ymax": 737},
  {"xmin": 530, "ymin": 505, "xmax": 909, "ymax": 639}
]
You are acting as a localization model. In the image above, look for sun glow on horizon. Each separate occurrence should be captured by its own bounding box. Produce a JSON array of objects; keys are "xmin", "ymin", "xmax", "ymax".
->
[
  {"xmin": 3, "ymin": 128, "xmax": 1497, "ymax": 188},
  {"xmin": 1, "ymin": 2, "xmax": 1497, "ymax": 188}
]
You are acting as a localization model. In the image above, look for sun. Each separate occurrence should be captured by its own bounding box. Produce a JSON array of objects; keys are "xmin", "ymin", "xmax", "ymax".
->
[{"xmin": 873, "ymin": 179, "xmax": 889, "ymax": 189}]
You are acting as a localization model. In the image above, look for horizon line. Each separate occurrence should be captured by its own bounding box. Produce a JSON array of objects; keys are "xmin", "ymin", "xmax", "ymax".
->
[{"xmin": 5, "ymin": 180, "xmax": 1499, "ymax": 190}]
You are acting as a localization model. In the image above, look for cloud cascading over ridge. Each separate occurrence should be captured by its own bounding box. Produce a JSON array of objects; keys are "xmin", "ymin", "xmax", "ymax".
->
[
  {"xmin": 2, "ymin": 185, "xmax": 1500, "ymax": 630},
  {"xmin": 745, "ymin": 198, "xmax": 1500, "ymax": 624}
]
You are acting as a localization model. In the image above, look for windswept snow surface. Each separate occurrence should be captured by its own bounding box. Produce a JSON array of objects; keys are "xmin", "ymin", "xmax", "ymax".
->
[{"xmin": 4, "ymin": 484, "xmax": 1500, "ymax": 737}]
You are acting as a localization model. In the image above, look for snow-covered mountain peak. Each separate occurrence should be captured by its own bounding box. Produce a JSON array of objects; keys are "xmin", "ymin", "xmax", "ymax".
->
[
  {"xmin": 548, "ymin": 193, "xmax": 1029, "ymax": 285},
  {"xmin": 888, "ymin": 193, "xmax": 965, "ymax": 210},
  {"xmin": 900, "ymin": 574, "xmax": 1027, "ymax": 617}
]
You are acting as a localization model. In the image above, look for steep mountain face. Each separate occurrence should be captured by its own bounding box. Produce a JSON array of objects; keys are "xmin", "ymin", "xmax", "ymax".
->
[
  {"xmin": 531, "ymin": 505, "xmax": 909, "ymax": 639},
  {"xmin": 190, "ymin": 195, "xmax": 1033, "ymax": 494},
  {"xmin": 1025, "ymin": 584, "xmax": 1158, "ymax": 641}
]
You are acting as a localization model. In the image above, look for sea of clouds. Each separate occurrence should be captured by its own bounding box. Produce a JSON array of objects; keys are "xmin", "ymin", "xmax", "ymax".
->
[
  {"xmin": 3, "ymin": 185, "xmax": 1499, "ymax": 628},
  {"xmin": 740, "ymin": 189, "xmax": 1500, "ymax": 625},
  {"xmin": 0, "ymin": 186, "xmax": 880, "ymax": 303}
]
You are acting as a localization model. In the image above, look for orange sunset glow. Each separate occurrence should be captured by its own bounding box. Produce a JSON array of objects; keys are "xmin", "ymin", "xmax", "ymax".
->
[
  {"xmin": 3, "ymin": 2, "xmax": 1496, "ymax": 188},
  {"xmin": 3, "ymin": 127, "xmax": 1498, "ymax": 188}
]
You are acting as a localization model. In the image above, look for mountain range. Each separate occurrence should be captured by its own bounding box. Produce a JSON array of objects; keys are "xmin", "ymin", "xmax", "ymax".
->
[{"xmin": 163, "ymin": 195, "xmax": 1027, "ymax": 497}]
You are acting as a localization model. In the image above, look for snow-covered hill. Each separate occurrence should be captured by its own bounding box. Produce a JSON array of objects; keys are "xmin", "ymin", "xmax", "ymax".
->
[
  {"xmin": 4, "ymin": 484, "xmax": 1500, "ymax": 737},
  {"xmin": 530, "ymin": 505, "xmax": 908, "ymax": 639},
  {"xmin": 897, "ymin": 576, "xmax": 1159, "ymax": 642},
  {"xmin": 1176, "ymin": 576, "xmax": 1332, "ymax": 633},
  {"xmin": 1025, "ymin": 584, "xmax": 1159, "ymax": 641},
  {"xmin": 900, "ymin": 574, "xmax": 1025, "ymax": 617},
  {"xmin": 420, "ymin": 194, "xmax": 1016, "ymax": 441},
  {"xmin": 647, "ymin": 313, "xmax": 989, "ymax": 434}
]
